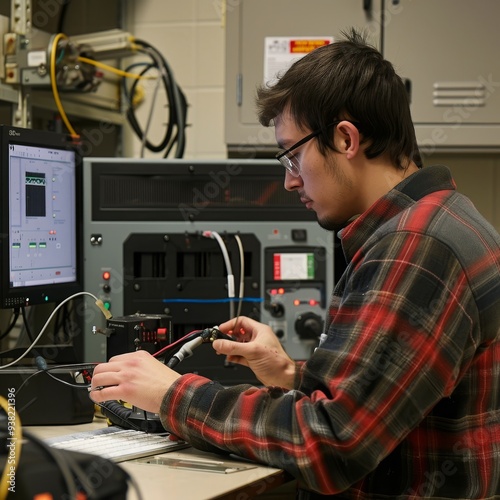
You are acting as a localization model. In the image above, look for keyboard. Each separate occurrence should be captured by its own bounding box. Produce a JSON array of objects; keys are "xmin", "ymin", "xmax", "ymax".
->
[{"xmin": 46, "ymin": 426, "xmax": 190, "ymax": 462}]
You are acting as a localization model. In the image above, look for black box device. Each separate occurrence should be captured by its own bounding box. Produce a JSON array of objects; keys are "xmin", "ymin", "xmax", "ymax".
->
[{"xmin": 1, "ymin": 367, "xmax": 94, "ymax": 425}]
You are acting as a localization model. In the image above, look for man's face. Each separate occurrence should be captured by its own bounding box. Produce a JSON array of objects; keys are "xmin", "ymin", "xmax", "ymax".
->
[{"xmin": 274, "ymin": 113, "xmax": 361, "ymax": 232}]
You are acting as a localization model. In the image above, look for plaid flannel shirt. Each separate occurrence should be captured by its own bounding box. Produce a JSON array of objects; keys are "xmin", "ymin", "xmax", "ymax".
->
[{"xmin": 161, "ymin": 165, "xmax": 500, "ymax": 498}]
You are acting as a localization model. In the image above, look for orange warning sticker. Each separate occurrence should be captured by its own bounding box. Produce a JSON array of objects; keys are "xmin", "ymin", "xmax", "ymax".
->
[
  {"xmin": 264, "ymin": 36, "xmax": 334, "ymax": 86},
  {"xmin": 290, "ymin": 39, "xmax": 331, "ymax": 54}
]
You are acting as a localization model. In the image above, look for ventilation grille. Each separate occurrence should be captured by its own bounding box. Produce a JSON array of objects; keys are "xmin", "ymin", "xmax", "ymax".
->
[
  {"xmin": 99, "ymin": 175, "xmax": 295, "ymax": 209},
  {"xmin": 91, "ymin": 162, "xmax": 314, "ymax": 222},
  {"xmin": 433, "ymin": 81, "xmax": 486, "ymax": 107}
]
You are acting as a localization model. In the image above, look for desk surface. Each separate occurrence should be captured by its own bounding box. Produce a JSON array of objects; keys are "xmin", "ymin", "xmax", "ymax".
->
[{"xmin": 30, "ymin": 419, "xmax": 291, "ymax": 500}]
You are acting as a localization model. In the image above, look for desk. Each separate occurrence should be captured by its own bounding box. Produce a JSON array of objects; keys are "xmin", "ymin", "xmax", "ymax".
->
[{"xmin": 29, "ymin": 420, "xmax": 294, "ymax": 499}]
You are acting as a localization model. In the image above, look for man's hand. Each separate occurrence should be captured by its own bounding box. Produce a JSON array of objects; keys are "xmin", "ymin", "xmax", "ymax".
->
[
  {"xmin": 214, "ymin": 316, "xmax": 296, "ymax": 389},
  {"xmin": 89, "ymin": 350, "xmax": 181, "ymax": 413}
]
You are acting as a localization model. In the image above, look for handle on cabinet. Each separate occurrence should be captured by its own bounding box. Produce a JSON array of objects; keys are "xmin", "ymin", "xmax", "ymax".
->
[{"xmin": 404, "ymin": 78, "xmax": 412, "ymax": 104}]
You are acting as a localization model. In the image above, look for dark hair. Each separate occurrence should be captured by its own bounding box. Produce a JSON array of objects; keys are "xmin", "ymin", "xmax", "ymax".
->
[{"xmin": 256, "ymin": 28, "xmax": 422, "ymax": 169}]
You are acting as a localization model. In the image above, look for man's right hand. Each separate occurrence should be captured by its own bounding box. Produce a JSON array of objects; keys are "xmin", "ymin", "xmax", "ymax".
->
[{"xmin": 213, "ymin": 316, "xmax": 296, "ymax": 389}]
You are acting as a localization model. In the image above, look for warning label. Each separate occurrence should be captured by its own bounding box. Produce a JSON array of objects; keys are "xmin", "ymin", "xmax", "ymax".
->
[
  {"xmin": 264, "ymin": 36, "xmax": 333, "ymax": 86},
  {"xmin": 289, "ymin": 39, "xmax": 331, "ymax": 54}
]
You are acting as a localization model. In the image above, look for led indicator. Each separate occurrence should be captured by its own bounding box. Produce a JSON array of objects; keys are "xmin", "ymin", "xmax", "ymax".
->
[{"xmin": 102, "ymin": 271, "xmax": 111, "ymax": 280}]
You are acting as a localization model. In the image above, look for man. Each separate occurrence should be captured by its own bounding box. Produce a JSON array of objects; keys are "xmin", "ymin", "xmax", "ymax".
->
[{"xmin": 91, "ymin": 29, "xmax": 500, "ymax": 498}]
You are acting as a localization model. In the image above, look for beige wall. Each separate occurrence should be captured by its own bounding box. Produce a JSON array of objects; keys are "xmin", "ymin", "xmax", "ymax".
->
[
  {"xmin": 425, "ymin": 153, "xmax": 500, "ymax": 233},
  {"xmin": 125, "ymin": 0, "xmax": 226, "ymax": 159},
  {"xmin": 124, "ymin": 1, "xmax": 500, "ymax": 233}
]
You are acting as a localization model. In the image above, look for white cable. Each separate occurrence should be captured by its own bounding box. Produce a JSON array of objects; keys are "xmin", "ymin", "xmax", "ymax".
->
[
  {"xmin": 167, "ymin": 336, "xmax": 203, "ymax": 368},
  {"xmin": 0, "ymin": 291, "xmax": 111, "ymax": 370},
  {"xmin": 203, "ymin": 231, "xmax": 235, "ymax": 318}
]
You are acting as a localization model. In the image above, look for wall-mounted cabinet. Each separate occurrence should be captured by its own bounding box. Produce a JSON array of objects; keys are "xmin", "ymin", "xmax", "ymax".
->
[
  {"xmin": 225, "ymin": 0, "xmax": 500, "ymax": 156},
  {"xmin": 384, "ymin": 0, "xmax": 500, "ymax": 152},
  {"xmin": 225, "ymin": 0, "xmax": 383, "ymax": 156}
]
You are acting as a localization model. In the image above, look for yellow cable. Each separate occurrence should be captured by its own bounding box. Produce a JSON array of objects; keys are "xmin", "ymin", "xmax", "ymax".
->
[
  {"xmin": 77, "ymin": 56, "xmax": 153, "ymax": 80},
  {"xmin": 0, "ymin": 394, "xmax": 22, "ymax": 500},
  {"xmin": 50, "ymin": 33, "xmax": 78, "ymax": 138}
]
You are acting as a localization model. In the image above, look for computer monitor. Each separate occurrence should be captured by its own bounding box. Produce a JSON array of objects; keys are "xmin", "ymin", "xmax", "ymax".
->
[{"xmin": 0, "ymin": 125, "xmax": 83, "ymax": 309}]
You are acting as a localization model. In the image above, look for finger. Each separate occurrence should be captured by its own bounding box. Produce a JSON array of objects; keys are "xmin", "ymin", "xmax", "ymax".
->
[
  {"xmin": 108, "ymin": 350, "xmax": 150, "ymax": 362},
  {"xmin": 91, "ymin": 369, "xmax": 127, "ymax": 393},
  {"xmin": 218, "ymin": 316, "xmax": 251, "ymax": 333},
  {"xmin": 214, "ymin": 340, "xmax": 252, "ymax": 363},
  {"xmin": 212, "ymin": 338, "xmax": 246, "ymax": 355},
  {"xmin": 88, "ymin": 385, "xmax": 123, "ymax": 403},
  {"xmin": 92, "ymin": 360, "xmax": 127, "ymax": 376},
  {"xmin": 225, "ymin": 355, "xmax": 249, "ymax": 368}
]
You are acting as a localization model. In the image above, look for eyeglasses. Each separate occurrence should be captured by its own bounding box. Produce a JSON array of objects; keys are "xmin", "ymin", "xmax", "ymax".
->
[{"xmin": 275, "ymin": 120, "xmax": 360, "ymax": 177}]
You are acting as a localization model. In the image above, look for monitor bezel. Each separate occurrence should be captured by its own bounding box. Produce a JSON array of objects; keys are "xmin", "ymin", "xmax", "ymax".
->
[{"xmin": 0, "ymin": 125, "xmax": 84, "ymax": 309}]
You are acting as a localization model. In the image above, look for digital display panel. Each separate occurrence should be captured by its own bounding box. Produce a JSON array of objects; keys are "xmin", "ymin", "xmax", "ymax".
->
[
  {"xmin": 273, "ymin": 252, "xmax": 315, "ymax": 281},
  {"xmin": 0, "ymin": 126, "xmax": 82, "ymax": 308},
  {"xmin": 8, "ymin": 143, "xmax": 77, "ymax": 288}
]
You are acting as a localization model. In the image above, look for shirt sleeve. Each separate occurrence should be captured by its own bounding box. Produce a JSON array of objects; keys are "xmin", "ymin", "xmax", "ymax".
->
[{"xmin": 159, "ymin": 231, "xmax": 478, "ymax": 495}]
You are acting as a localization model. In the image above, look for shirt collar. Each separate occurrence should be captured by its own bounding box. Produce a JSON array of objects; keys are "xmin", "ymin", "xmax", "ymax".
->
[{"xmin": 338, "ymin": 165, "xmax": 456, "ymax": 262}]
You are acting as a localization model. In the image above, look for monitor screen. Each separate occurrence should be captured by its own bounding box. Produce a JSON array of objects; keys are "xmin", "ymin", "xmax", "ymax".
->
[{"xmin": 0, "ymin": 125, "xmax": 83, "ymax": 308}]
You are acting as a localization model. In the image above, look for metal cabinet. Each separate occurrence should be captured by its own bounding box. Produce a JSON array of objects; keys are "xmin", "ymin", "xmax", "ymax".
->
[
  {"xmin": 384, "ymin": 0, "xmax": 500, "ymax": 151},
  {"xmin": 225, "ymin": 0, "xmax": 384, "ymax": 156},
  {"xmin": 225, "ymin": 0, "xmax": 500, "ymax": 154}
]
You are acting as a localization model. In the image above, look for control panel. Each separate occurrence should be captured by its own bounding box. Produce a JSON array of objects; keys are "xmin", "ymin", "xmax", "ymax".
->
[{"xmin": 82, "ymin": 159, "xmax": 340, "ymax": 372}]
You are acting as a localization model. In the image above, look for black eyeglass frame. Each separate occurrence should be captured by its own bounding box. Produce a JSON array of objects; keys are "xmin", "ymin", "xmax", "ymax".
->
[{"xmin": 275, "ymin": 120, "xmax": 361, "ymax": 177}]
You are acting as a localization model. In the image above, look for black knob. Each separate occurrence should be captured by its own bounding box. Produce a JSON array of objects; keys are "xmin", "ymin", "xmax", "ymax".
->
[
  {"xmin": 265, "ymin": 302, "xmax": 285, "ymax": 318},
  {"xmin": 275, "ymin": 329, "xmax": 285, "ymax": 339},
  {"xmin": 295, "ymin": 312, "xmax": 323, "ymax": 340}
]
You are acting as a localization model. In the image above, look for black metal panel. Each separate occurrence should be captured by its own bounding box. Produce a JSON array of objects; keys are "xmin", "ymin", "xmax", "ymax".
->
[
  {"xmin": 91, "ymin": 160, "xmax": 316, "ymax": 221},
  {"xmin": 123, "ymin": 232, "xmax": 262, "ymax": 327}
]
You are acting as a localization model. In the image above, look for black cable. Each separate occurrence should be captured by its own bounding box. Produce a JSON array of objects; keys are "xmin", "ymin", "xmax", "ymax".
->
[
  {"xmin": 162, "ymin": 327, "xmax": 235, "ymax": 368},
  {"xmin": 20, "ymin": 306, "xmax": 36, "ymax": 344},
  {"xmin": 20, "ymin": 306, "xmax": 48, "ymax": 370},
  {"xmin": 56, "ymin": 0, "xmax": 72, "ymax": 34},
  {"xmin": 16, "ymin": 362, "xmax": 98, "ymax": 396},
  {"xmin": 0, "ymin": 308, "xmax": 20, "ymax": 341},
  {"xmin": 44, "ymin": 368, "xmax": 89, "ymax": 390},
  {"xmin": 125, "ymin": 63, "xmax": 172, "ymax": 152},
  {"xmin": 97, "ymin": 401, "xmax": 142, "ymax": 431},
  {"xmin": 124, "ymin": 39, "xmax": 188, "ymax": 158},
  {"xmin": 134, "ymin": 39, "xmax": 183, "ymax": 155}
]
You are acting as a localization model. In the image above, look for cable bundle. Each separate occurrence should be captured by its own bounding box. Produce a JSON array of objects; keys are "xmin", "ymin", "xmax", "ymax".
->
[
  {"xmin": 124, "ymin": 39, "xmax": 188, "ymax": 158},
  {"xmin": 48, "ymin": 33, "xmax": 188, "ymax": 157}
]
